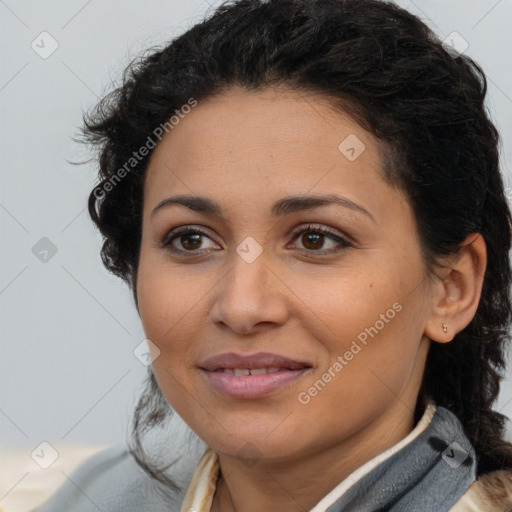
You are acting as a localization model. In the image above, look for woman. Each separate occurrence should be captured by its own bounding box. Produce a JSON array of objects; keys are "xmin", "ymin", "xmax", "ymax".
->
[{"xmin": 34, "ymin": 0, "xmax": 512, "ymax": 510}]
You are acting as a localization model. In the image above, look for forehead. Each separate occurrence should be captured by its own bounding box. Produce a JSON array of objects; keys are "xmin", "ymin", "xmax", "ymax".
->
[
  {"xmin": 143, "ymin": 86, "xmax": 403, "ymax": 222},
  {"xmin": 149, "ymin": 86, "xmax": 380, "ymax": 164}
]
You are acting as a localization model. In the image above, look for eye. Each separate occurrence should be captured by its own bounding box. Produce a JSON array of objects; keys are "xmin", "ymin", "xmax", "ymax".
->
[
  {"xmin": 161, "ymin": 224, "xmax": 352, "ymax": 256},
  {"xmin": 162, "ymin": 227, "xmax": 220, "ymax": 254},
  {"xmin": 288, "ymin": 224, "xmax": 352, "ymax": 255}
]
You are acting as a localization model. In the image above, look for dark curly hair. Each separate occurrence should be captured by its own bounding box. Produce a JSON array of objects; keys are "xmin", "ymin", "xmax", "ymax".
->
[{"xmin": 82, "ymin": 0, "xmax": 512, "ymax": 490}]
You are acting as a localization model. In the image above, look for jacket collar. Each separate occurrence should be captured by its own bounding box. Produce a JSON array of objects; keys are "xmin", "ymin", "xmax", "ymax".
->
[
  {"xmin": 180, "ymin": 401, "xmax": 477, "ymax": 511},
  {"xmin": 322, "ymin": 403, "xmax": 476, "ymax": 511}
]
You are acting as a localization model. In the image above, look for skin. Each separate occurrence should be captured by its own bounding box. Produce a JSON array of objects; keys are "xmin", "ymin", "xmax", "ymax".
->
[{"xmin": 136, "ymin": 86, "xmax": 486, "ymax": 511}]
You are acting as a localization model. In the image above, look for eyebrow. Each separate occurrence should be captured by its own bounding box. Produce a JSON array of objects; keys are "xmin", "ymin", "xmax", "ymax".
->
[{"xmin": 150, "ymin": 194, "xmax": 376, "ymax": 223}]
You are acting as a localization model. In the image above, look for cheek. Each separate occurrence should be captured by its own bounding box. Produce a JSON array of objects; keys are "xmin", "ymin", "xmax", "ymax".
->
[
  {"xmin": 136, "ymin": 255, "xmax": 201, "ymax": 366},
  {"xmin": 301, "ymin": 264, "xmax": 427, "ymax": 394},
  {"xmin": 136, "ymin": 262, "xmax": 205, "ymax": 420},
  {"xmin": 293, "ymin": 267, "xmax": 402, "ymax": 351},
  {"xmin": 297, "ymin": 304, "xmax": 424, "ymax": 439}
]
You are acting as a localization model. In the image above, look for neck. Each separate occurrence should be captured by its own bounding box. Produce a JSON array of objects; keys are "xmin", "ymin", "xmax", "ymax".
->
[{"xmin": 214, "ymin": 398, "xmax": 420, "ymax": 512}]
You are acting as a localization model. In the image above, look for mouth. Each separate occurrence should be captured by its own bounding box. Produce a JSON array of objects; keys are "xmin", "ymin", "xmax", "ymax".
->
[
  {"xmin": 198, "ymin": 352, "xmax": 312, "ymax": 399},
  {"xmin": 213, "ymin": 367, "xmax": 285, "ymax": 375}
]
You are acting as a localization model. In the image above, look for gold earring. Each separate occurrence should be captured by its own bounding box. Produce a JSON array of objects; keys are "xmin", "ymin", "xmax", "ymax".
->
[{"xmin": 442, "ymin": 323, "xmax": 448, "ymax": 333}]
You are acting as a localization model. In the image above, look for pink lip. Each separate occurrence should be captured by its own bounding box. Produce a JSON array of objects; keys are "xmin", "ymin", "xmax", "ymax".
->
[{"xmin": 199, "ymin": 351, "xmax": 312, "ymax": 399}]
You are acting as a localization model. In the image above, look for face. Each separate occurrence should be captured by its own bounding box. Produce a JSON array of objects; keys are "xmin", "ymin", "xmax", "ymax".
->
[{"xmin": 137, "ymin": 86, "xmax": 434, "ymax": 466}]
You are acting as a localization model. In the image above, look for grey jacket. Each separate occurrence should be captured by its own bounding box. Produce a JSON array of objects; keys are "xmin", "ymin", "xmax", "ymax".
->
[{"xmin": 32, "ymin": 406, "xmax": 512, "ymax": 512}]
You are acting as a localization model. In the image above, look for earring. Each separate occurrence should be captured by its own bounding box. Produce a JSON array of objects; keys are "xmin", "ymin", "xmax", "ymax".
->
[{"xmin": 442, "ymin": 323, "xmax": 448, "ymax": 333}]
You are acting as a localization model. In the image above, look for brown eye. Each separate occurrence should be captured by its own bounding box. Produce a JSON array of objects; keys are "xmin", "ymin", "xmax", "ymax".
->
[
  {"xmin": 290, "ymin": 225, "xmax": 352, "ymax": 255},
  {"xmin": 300, "ymin": 232, "xmax": 324, "ymax": 250},
  {"xmin": 161, "ymin": 224, "xmax": 351, "ymax": 257},
  {"xmin": 179, "ymin": 233, "xmax": 203, "ymax": 251},
  {"xmin": 162, "ymin": 227, "xmax": 219, "ymax": 254}
]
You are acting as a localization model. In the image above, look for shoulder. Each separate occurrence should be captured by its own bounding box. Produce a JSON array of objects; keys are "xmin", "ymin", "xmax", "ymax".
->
[
  {"xmin": 449, "ymin": 469, "xmax": 512, "ymax": 512},
  {"xmin": 30, "ymin": 443, "xmax": 178, "ymax": 512},
  {"xmin": 32, "ymin": 430, "xmax": 206, "ymax": 512}
]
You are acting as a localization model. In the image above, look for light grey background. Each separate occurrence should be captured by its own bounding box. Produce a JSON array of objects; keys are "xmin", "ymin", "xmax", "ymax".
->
[{"xmin": 1, "ymin": 0, "xmax": 512, "ymax": 457}]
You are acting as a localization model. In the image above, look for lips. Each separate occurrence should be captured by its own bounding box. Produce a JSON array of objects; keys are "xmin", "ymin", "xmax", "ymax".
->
[
  {"xmin": 199, "ymin": 352, "xmax": 310, "ymax": 371},
  {"xmin": 199, "ymin": 352, "xmax": 312, "ymax": 399}
]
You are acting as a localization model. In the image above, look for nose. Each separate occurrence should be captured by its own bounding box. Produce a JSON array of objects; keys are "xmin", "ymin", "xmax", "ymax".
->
[{"xmin": 209, "ymin": 249, "xmax": 289, "ymax": 336}]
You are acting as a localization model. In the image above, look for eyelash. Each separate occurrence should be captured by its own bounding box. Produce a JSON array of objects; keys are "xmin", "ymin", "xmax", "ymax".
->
[{"xmin": 161, "ymin": 224, "xmax": 353, "ymax": 256}]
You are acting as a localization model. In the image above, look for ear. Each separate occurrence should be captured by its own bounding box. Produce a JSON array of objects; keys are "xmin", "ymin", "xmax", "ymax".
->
[{"xmin": 424, "ymin": 233, "xmax": 487, "ymax": 343}]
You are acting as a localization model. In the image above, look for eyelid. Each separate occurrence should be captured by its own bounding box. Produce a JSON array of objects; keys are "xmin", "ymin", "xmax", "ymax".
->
[
  {"xmin": 161, "ymin": 223, "xmax": 353, "ymax": 255},
  {"xmin": 289, "ymin": 223, "xmax": 352, "ymax": 245},
  {"xmin": 160, "ymin": 226, "xmax": 220, "ymax": 249}
]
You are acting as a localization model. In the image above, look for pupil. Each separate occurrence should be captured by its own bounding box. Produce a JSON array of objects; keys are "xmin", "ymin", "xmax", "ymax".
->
[
  {"xmin": 304, "ymin": 233, "xmax": 323, "ymax": 249},
  {"xmin": 183, "ymin": 234, "xmax": 201, "ymax": 250}
]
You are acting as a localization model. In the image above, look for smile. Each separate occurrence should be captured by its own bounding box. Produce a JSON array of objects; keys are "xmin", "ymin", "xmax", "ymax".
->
[
  {"xmin": 199, "ymin": 352, "xmax": 312, "ymax": 399},
  {"xmin": 216, "ymin": 367, "xmax": 281, "ymax": 375}
]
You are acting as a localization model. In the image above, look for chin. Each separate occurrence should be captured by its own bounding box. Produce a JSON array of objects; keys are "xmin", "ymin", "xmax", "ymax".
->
[{"xmin": 196, "ymin": 416, "xmax": 302, "ymax": 459}]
